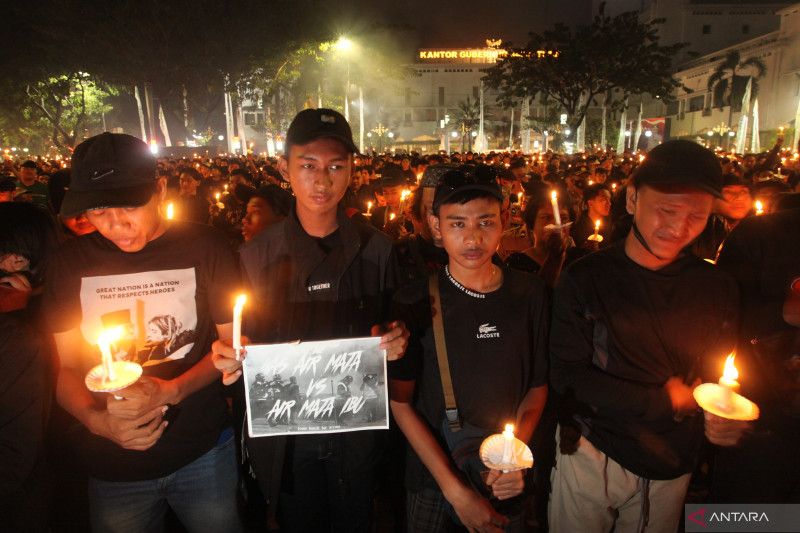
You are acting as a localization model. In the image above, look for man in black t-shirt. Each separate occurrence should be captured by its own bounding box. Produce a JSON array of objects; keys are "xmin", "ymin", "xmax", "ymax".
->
[
  {"xmin": 549, "ymin": 141, "xmax": 749, "ymax": 533},
  {"xmin": 390, "ymin": 166, "xmax": 549, "ymax": 532},
  {"xmin": 45, "ymin": 133, "xmax": 242, "ymax": 532}
]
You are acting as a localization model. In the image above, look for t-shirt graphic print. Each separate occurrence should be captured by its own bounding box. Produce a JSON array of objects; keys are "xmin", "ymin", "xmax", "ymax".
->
[{"xmin": 79, "ymin": 268, "xmax": 197, "ymax": 366}]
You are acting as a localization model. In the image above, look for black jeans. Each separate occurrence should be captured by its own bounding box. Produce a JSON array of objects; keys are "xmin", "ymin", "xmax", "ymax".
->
[{"xmin": 278, "ymin": 434, "xmax": 376, "ymax": 532}]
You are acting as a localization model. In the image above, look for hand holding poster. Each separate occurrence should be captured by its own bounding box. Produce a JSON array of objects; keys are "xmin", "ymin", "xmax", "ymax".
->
[{"xmin": 242, "ymin": 337, "xmax": 388, "ymax": 437}]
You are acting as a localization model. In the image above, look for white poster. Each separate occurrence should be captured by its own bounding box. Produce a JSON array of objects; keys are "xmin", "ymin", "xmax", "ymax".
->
[
  {"xmin": 243, "ymin": 337, "xmax": 389, "ymax": 437},
  {"xmin": 79, "ymin": 268, "xmax": 198, "ymax": 367}
]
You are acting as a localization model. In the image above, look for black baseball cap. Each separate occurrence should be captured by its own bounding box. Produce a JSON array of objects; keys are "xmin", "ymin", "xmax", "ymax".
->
[
  {"xmin": 420, "ymin": 164, "xmax": 458, "ymax": 189},
  {"xmin": 632, "ymin": 140, "xmax": 723, "ymax": 198},
  {"xmin": 285, "ymin": 108, "xmax": 358, "ymax": 155},
  {"xmin": 61, "ymin": 133, "xmax": 157, "ymax": 217},
  {"xmin": 433, "ymin": 165, "xmax": 502, "ymax": 213}
]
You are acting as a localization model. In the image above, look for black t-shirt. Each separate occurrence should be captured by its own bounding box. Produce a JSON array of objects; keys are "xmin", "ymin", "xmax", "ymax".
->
[
  {"xmin": 45, "ymin": 222, "xmax": 241, "ymax": 481},
  {"xmin": 390, "ymin": 266, "xmax": 549, "ymax": 490},
  {"xmin": 717, "ymin": 209, "xmax": 800, "ymax": 431},
  {"xmin": 550, "ymin": 242, "xmax": 739, "ymax": 479}
]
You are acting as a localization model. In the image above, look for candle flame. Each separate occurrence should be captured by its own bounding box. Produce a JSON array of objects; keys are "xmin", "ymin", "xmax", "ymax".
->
[
  {"xmin": 215, "ymin": 192, "xmax": 221, "ymax": 201},
  {"xmin": 550, "ymin": 190, "xmax": 557, "ymax": 201},
  {"xmin": 401, "ymin": 189, "xmax": 411, "ymax": 202},
  {"xmin": 723, "ymin": 353, "xmax": 739, "ymax": 382},
  {"xmin": 755, "ymin": 200, "xmax": 764, "ymax": 214},
  {"xmin": 389, "ymin": 213, "xmax": 397, "ymax": 221},
  {"xmin": 595, "ymin": 219, "xmax": 601, "ymax": 230},
  {"xmin": 234, "ymin": 294, "xmax": 247, "ymax": 309},
  {"xmin": 504, "ymin": 423, "xmax": 514, "ymax": 433},
  {"xmin": 98, "ymin": 326, "xmax": 124, "ymax": 345},
  {"xmin": 367, "ymin": 201, "xmax": 373, "ymax": 209},
  {"xmin": 165, "ymin": 202, "xmax": 175, "ymax": 220}
]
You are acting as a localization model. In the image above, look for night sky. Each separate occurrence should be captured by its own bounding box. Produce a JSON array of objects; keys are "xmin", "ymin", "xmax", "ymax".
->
[{"xmin": 329, "ymin": 0, "xmax": 595, "ymax": 48}]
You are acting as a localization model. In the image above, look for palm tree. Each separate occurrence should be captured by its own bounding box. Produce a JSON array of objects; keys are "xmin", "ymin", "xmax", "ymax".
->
[
  {"xmin": 706, "ymin": 50, "xmax": 767, "ymax": 128},
  {"xmin": 453, "ymin": 97, "xmax": 480, "ymax": 151}
]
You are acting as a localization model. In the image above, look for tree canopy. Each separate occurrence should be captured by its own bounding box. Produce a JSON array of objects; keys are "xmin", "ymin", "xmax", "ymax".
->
[{"xmin": 483, "ymin": 3, "xmax": 685, "ymax": 134}]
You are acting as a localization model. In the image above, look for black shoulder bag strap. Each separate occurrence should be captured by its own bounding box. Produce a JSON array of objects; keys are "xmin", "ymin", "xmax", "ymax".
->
[{"xmin": 429, "ymin": 272, "xmax": 462, "ymax": 432}]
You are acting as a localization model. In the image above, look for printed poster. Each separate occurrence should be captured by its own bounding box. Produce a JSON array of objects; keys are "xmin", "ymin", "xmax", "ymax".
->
[
  {"xmin": 79, "ymin": 268, "xmax": 198, "ymax": 367},
  {"xmin": 242, "ymin": 337, "xmax": 388, "ymax": 437}
]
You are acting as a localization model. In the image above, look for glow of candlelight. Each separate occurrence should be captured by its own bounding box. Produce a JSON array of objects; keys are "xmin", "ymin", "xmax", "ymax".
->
[
  {"xmin": 517, "ymin": 191, "xmax": 523, "ymax": 204},
  {"xmin": 718, "ymin": 353, "xmax": 741, "ymax": 410},
  {"xmin": 389, "ymin": 212, "xmax": 397, "ymax": 221},
  {"xmin": 97, "ymin": 326, "xmax": 124, "ymax": 382},
  {"xmin": 165, "ymin": 202, "xmax": 175, "ymax": 220},
  {"xmin": 594, "ymin": 219, "xmax": 601, "ymax": 238},
  {"xmin": 366, "ymin": 201, "xmax": 373, "ymax": 215},
  {"xmin": 755, "ymin": 200, "xmax": 764, "ymax": 215},
  {"xmin": 550, "ymin": 191, "xmax": 562, "ymax": 226},
  {"xmin": 233, "ymin": 294, "xmax": 247, "ymax": 360}
]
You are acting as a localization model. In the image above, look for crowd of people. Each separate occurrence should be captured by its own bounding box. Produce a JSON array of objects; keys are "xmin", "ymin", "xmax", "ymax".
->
[{"xmin": 1, "ymin": 107, "xmax": 799, "ymax": 533}]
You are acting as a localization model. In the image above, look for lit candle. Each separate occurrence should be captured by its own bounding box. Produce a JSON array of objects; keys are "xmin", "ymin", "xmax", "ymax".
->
[
  {"xmin": 593, "ymin": 219, "xmax": 601, "ymax": 239},
  {"xmin": 97, "ymin": 327, "xmax": 123, "ymax": 382},
  {"xmin": 165, "ymin": 202, "xmax": 175, "ymax": 220},
  {"xmin": 611, "ymin": 183, "xmax": 617, "ymax": 192},
  {"xmin": 224, "ymin": 184, "xmax": 229, "ymax": 192},
  {"xmin": 215, "ymin": 192, "xmax": 221, "ymax": 202},
  {"xmin": 550, "ymin": 191, "xmax": 562, "ymax": 226},
  {"xmin": 233, "ymin": 294, "xmax": 247, "ymax": 361},
  {"xmin": 517, "ymin": 191, "xmax": 523, "ymax": 205},
  {"xmin": 366, "ymin": 201, "xmax": 373, "ymax": 216},
  {"xmin": 718, "ymin": 353, "xmax": 740, "ymax": 411},
  {"xmin": 755, "ymin": 200, "xmax": 764, "ymax": 215},
  {"xmin": 502, "ymin": 423, "xmax": 515, "ymax": 464},
  {"xmin": 389, "ymin": 212, "xmax": 397, "ymax": 221}
]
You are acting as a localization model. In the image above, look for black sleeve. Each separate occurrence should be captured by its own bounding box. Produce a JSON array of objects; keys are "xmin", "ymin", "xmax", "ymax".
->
[
  {"xmin": 549, "ymin": 270, "xmax": 673, "ymax": 421},
  {"xmin": 206, "ymin": 230, "xmax": 243, "ymax": 325},
  {"xmin": 0, "ymin": 318, "xmax": 47, "ymax": 498},
  {"xmin": 527, "ymin": 279, "xmax": 549, "ymax": 388},
  {"xmin": 387, "ymin": 284, "xmax": 427, "ymax": 382},
  {"xmin": 43, "ymin": 244, "xmax": 81, "ymax": 333}
]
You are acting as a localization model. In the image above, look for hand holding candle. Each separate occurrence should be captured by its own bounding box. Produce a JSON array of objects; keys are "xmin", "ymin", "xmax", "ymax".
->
[
  {"xmin": 86, "ymin": 326, "xmax": 142, "ymax": 395},
  {"xmin": 693, "ymin": 352, "xmax": 759, "ymax": 422}
]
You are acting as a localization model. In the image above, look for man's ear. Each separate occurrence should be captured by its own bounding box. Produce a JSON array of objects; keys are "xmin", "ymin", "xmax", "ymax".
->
[
  {"xmin": 428, "ymin": 213, "xmax": 442, "ymax": 242},
  {"xmin": 156, "ymin": 176, "xmax": 167, "ymax": 201},
  {"xmin": 278, "ymin": 156, "xmax": 290, "ymax": 181},
  {"xmin": 626, "ymin": 184, "xmax": 638, "ymax": 215}
]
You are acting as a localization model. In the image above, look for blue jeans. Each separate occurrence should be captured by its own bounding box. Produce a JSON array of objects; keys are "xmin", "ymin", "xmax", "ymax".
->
[{"xmin": 88, "ymin": 435, "xmax": 242, "ymax": 533}]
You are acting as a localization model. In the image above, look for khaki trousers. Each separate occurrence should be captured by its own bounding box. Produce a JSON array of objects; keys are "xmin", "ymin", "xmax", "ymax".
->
[{"xmin": 548, "ymin": 427, "xmax": 690, "ymax": 533}]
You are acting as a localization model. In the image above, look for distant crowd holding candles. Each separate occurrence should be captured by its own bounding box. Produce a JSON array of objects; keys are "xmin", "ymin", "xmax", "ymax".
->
[{"xmin": 0, "ymin": 108, "xmax": 798, "ymax": 533}]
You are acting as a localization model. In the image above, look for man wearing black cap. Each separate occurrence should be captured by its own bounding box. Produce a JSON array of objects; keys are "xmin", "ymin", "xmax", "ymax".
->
[
  {"xmin": 44, "ymin": 133, "xmax": 243, "ymax": 532},
  {"xmin": 549, "ymin": 140, "xmax": 748, "ymax": 532},
  {"xmin": 211, "ymin": 108, "xmax": 408, "ymax": 532},
  {"xmin": 390, "ymin": 165, "xmax": 549, "ymax": 532}
]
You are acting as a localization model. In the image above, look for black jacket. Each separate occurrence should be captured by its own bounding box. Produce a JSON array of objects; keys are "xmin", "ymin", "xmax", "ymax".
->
[{"xmin": 238, "ymin": 204, "xmax": 397, "ymax": 517}]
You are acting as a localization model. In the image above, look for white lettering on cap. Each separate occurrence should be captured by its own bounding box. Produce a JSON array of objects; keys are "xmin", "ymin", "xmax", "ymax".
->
[{"xmin": 320, "ymin": 114, "xmax": 336, "ymax": 124}]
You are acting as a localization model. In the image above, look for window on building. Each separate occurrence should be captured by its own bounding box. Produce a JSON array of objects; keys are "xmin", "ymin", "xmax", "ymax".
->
[
  {"xmin": 472, "ymin": 86, "xmax": 479, "ymax": 100},
  {"xmin": 665, "ymin": 100, "xmax": 680, "ymax": 116},
  {"xmin": 688, "ymin": 95, "xmax": 706, "ymax": 112},
  {"xmin": 404, "ymin": 88, "xmax": 411, "ymax": 106},
  {"xmin": 438, "ymin": 87, "xmax": 445, "ymax": 106},
  {"xmin": 244, "ymin": 113, "xmax": 256, "ymax": 126},
  {"xmin": 702, "ymin": 24, "xmax": 711, "ymax": 34},
  {"xmin": 742, "ymin": 24, "xmax": 749, "ymax": 34}
]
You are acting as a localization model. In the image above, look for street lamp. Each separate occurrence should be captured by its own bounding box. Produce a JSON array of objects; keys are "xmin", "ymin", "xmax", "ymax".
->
[{"xmin": 335, "ymin": 36, "xmax": 356, "ymax": 122}]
